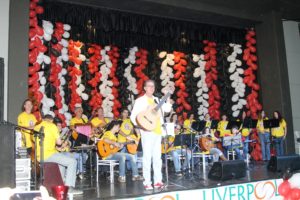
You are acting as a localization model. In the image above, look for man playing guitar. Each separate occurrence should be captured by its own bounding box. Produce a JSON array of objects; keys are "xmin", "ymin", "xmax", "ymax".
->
[
  {"xmin": 130, "ymin": 80, "xmax": 172, "ymax": 190},
  {"xmin": 90, "ymin": 107, "xmax": 111, "ymax": 138}
]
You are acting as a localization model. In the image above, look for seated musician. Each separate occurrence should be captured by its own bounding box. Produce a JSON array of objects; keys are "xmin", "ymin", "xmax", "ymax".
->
[
  {"xmin": 17, "ymin": 99, "xmax": 37, "ymax": 155},
  {"xmin": 183, "ymin": 113, "xmax": 195, "ymax": 134},
  {"xmin": 168, "ymin": 114, "xmax": 191, "ymax": 176},
  {"xmin": 70, "ymin": 105, "xmax": 89, "ymax": 146},
  {"xmin": 34, "ymin": 114, "xmax": 82, "ymax": 195},
  {"xmin": 217, "ymin": 114, "xmax": 232, "ymax": 138},
  {"xmin": 101, "ymin": 120, "xmax": 143, "ymax": 183},
  {"xmin": 118, "ymin": 109, "xmax": 140, "ymax": 169},
  {"xmin": 223, "ymin": 125, "xmax": 243, "ymax": 160},
  {"xmin": 90, "ymin": 107, "xmax": 111, "ymax": 138},
  {"xmin": 202, "ymin": 127, "xmax": 227, "ymax": 162},
  {"xmin": 54, "ymin": 118, "xmax": 85, "ymax": 180}
]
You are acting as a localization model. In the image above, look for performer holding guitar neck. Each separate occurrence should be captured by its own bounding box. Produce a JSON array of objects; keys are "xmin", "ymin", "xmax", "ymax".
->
[
  {"xmin": 130, "ymin": 80, "xmax": 172, "ymax": 190},
  {"xmin": 101, "ymin": 120, "xmax": 143, "ymax": 183}
]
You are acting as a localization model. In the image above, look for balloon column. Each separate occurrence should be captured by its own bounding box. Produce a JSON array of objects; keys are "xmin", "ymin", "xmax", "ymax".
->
[
  {"xmin": 203, "ymin": 41, "xmax": 220, "ymax": 120},
  {"xmin": 278, "ymin": 173, "xmax": 300, "ymax": 200},
  {"xmin": 227, "ymin": 43, "xmax": 247, "ymax": 118},
  {"xmin": 159, "ymin": 51, "xmax": 175, "ymax": 99},
  {"xmin": 243, "ymin": 30, "xmax": 262, "ymax": 119},
  {"xmin": 173, "ymin": 51, "xmax": 191, "ymax": 121},
  {"xmin": 134, "ymin": 49, "xmax": 149, "ymax": 95},
  {"xmin": 87, "ymin": 44, "xmax": 103, "ymax": 112},
  {"xmin": 193, "ymin": 54, "xmax": 209, "ymax": 119},
  {"xmin": 28, "ymin": 0, "xmax": 45, "ymax": 120}
]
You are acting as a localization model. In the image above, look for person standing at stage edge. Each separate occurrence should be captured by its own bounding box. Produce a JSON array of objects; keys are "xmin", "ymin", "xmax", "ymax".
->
[{"xmin": 130, "ymin": 80, "xmax": 172, "ymax": 190}]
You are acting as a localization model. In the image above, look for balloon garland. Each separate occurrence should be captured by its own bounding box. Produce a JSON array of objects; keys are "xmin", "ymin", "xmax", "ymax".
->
[
  {"xmin": 159, "ymin": 51, "xmax": 175, "ymax": 97},
  {"xmin": 87, "ymin": 44, "xmax": 103, "ymax": 112},
  {"xmin": 227, "ymin": 43, "xmax": 247, "ymax": 118},
  {"xmin": 99, "ymin": 46, "xmax": 114, "ymax": 118},
  {"xmin": 109, "ymin": 46, "xmax": 121, "ymax": 117},
  {"xmin": 134, "ymin": 49, "xmax": 149, "ymax": 95},
  {"xmin": 203, "ymin": 41, "xmax": 220, "ymax": 120},
  {"xmin": 243, "ymin": 30, "xmax": 262, "ymax": 119},
  {"xmin": 28, "ymin": 0, "xmax": 45, "ymax": 120},
  {"xmin": 124, "ymin": 47, "xmax": 138, "ymax": 111},
  {"xmin": 67, "ymin": 40, "xmax": 83, "ymax": 113},
  {"xmin": 193, "ymin": 54, "xmax": 209, "ymax": 119},
  {"xmin": 173, "ymin": 51, "xmax": 191, "ymax": 120}
]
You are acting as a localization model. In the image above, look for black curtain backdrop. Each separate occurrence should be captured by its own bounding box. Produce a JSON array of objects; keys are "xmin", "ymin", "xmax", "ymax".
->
[{"xmin": 40, "ymin": 1, "xmax": 247, "ymax": 53}]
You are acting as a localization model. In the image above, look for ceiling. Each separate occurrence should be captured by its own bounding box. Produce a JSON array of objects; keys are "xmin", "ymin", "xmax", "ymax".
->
[{"xmin": 47, "ymin": 0, "xmax": 300, "ymax": 28}]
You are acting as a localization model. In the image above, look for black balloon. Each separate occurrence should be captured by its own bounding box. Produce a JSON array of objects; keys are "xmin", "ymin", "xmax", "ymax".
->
[{"xmin": 51, "ymin": 37, "xmax": 58, "ymax": 44}]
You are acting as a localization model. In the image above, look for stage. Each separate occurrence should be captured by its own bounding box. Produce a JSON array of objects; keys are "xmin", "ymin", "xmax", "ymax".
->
[{"xmin": 72, "ymin": 161, "xmax": 284, "ymax": 200}]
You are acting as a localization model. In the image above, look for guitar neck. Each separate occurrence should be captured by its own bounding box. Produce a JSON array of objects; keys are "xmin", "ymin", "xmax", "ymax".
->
[{"xmin": 154, "ymin": 93, "xmax": 170, "ymax": 112}]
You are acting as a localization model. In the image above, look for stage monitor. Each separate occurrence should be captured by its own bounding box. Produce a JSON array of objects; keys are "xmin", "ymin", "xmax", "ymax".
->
[{"xmin": 208, "ymin": 160, "xmax": 246, "ymax": 181}]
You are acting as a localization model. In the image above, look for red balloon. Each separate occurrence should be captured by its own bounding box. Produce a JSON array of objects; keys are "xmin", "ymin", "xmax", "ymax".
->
[
  {"xmin": 290, "ymin": 188, "xmax": 300, "ymax": 200},
  {"xmin": 35, "ymin": 6, "xmax": 44, "ymax": 14},
  {"xmin": 35, "ymin": 26, "xmax": 44, "ymax": 36},
  {"xmin": 278, "ymin": 180, "xmax": 291, "ymax": 197}
]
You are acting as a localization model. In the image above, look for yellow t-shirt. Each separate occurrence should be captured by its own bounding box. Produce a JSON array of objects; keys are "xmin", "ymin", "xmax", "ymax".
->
[
  {"xmin": 271, "ymin": 119, "xmax": 287, "ymax": 138},
  {"xmin": 34, "ymin": 120, "xmax": 59, "ymax": 161},
  {"xmin": 70, "ymin": 117, "xmax": 88, "ymax": 126},
  {"xmin": 102, "ymin": 131, "xmax": 117, "ymax": 142},
  {"xmin": 147, "ymin": 98, "xmax": 162, "ymax": 135},
  {"xmin": 257, "ymin": 118, "xmax": 270, "ymax": 133},
  {"xmin": 217, "ymin": 121, "xmax": 232, "ymax": 137},
  {"xmin": 118, "ymin": 119, "xmax": 134, "ymax": 143},
  {"xmin": 90, "ymin": 117, "xmax": 110, "ymax": 128},
  {"xmin": 183, "ymin": 119, "xmax": 195, "ymax": 133},
  {"xmin": 17, "ymin": 112, "xmax": 37, "ymax": 148}
]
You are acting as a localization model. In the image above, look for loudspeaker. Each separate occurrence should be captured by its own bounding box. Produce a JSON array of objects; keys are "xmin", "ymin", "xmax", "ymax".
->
[
  {"xmin": 267, "ymin": 155, "xmax": 300, "ymax": 172},
  {"xmin": 0, "ymin": 122, "xmax": 16, "ymax": 188},
  {"xmin": 208, "ymin": 160, "xmax": 246, "ymax": 181}
]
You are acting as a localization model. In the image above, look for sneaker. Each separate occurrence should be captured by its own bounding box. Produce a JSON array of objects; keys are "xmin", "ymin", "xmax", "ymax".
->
[
  {"xmin": 132, "ymin": 175, "xmax": 143, "ymax": 181},
  {"xmin": 153, "ymin": 182, "xmax": 164, "ymax": 188},
  {"xmin": 68, "ymin": 187, "xmax": 83, "ymax": 195},
  {"xmin": 118, "ymin": 176, "xmax": 126, "ymax": 183},
  {"xmin": 175, "ymin": 172, "xmax": 183, "ymax": 177},
  {"xmin": 144, "ymin": 184, "xmax": 153, "ymax": 190}
]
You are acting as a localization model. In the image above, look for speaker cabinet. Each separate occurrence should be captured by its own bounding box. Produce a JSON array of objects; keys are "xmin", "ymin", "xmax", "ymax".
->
[
  {"xmin": 0, "ymin": 122, "xmax": 16, "ymax": 188},
  {"xmin": 267, "ymin": 155, "xmax": 300, "ymax": 172},
  {"xmin": 208, "ymin": 160, "xmax": 246, "ymax": 181}
]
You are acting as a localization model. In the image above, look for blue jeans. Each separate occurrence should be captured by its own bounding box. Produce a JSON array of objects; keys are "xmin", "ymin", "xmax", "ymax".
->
[
  {"xmin": 273, "ymin": 137, "xmax": 284, "ymax": 156},
  {"xmin": 45, "ymin": 153, "xmax": 77, "ymax": 187},
  {"xmin": 106, "ymin": 152, "xmax": 138, "ymax": 177},
  {"xmin": 170, "ymin": 148, "xmax": 191, "ymax": 172},
  {"xmin": 120, "ymin": 147, "xmax": 139, "ymax": 170},
  {"xmin": 258, "ymin": 132, "xmax": 271, "ymax": 160},
  {"xmin": 243, "ymin": 136, "xmax": 249, "ymax": 159},
  {"xmin": 62, "ymin": 152, "xmax": 86, "ymax": 174}
]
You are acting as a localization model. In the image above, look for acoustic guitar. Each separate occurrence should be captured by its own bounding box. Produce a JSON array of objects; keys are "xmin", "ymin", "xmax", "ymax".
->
[
  {"xmin": 97, "ymin": 140, "xmax": 135, "ymax": 157},
  {"xmin": 136, "ymin": 92, "xmax": 171, "ymax": 131},
  {"xmin": 126, "ymin": 134, "xmax": 139, "ymax": 154}
]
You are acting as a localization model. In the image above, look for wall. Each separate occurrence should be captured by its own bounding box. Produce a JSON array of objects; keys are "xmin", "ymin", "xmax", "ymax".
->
[
  {"xmin": 256, "ymin": 11, "xmax": 295, "ymax": 154},
  {"xmin": 0, "ymin": 0, "xmax": 10, "ymax": 120},
  {"xmin": 283, "ymin": 21, "xmax": 300, "ymax": 154},
  {"xmin": 7, "ymin": 0, "xmax": 29, "ymax": 123}
]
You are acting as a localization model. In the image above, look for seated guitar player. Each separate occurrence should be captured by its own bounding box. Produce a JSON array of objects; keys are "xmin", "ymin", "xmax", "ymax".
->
[
  {"xmin": 202, "ymin": 127, "xmax": 227, "ymax": 162},
  {"xmin": 101, "ymin": 120, "xmax": 143, "ymax": 183},
  {"xmin": 90, "ymin": 107, "xmax": 111, "ymax": 139}
]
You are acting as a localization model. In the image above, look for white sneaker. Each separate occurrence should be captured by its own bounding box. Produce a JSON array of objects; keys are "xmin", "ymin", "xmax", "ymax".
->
[{"xmin": 68, "ymin": 187, "xmax": 83, "ymax": 195}]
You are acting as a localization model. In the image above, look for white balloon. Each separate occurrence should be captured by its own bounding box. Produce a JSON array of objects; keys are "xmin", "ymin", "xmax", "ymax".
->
[
  {"xmin": 40, "ymin": 77, "xmax": 46, "ymax": 85},
  {"xmin": 44, "ymin": 27, "xmax": 53, "ymax": 35},
  {"xmin": 64, "ymin": 112, "xmax": 72, "ymax": 120},
  {"xmin": 159, "ymin": 51, "xmax": 167, "ymax": 58},
  {"xmin": 124, "ymin": 58, "xmax": 130, "ymax": 64},
  {"xmin": 235, "ymin": 60, "xmax": 242, "ymax": 66},
  {"xmin": 60, "ymin": 78, "xmax": 66, "ymax": 85},
  {"xmin": 167, "ymin": 54, "xmax": 175, "ymax": 60},
  {"xmin": 167, "ymin": 60, "xmax": 175, "ymax": 66},
  {"xmin": 232, "ymin": 110, "xmax": 240, "ymax": 117},
  {"xmin": 43, "ymin": 33, "xmax": 51, "ymax": 41},
  {"xmin": 46, "ymin": 98, "xmax": 55, "ymax": 107},
  {"xmin": 104, "ymin": 46, "xmax": 111, "ymax": 51},
  {"xmin": 81, "ymin": 93, "xmax": 89, "ymax": 100},
  {"xmin": 39, "ymin": 85, "xmax": 45, "ymax": 93},
  {"xmin": 63, "ymin": 24, "xmax": 71, "ymax": 31},
  {"xmin": 63, "ymin": 32, "xmax": 70, "ymax": 39},
  {"xmin": 203, "ymin": 94, "xmax": 209, "ymax": 99},
  {"xmin": 42, "ymin": 107, "xmax": 50, "ymax": 115},
  {"xmin": 43, "ymin": 55, "xmax": 51, "ymax": 64},
  {"xmin": 79, "ymin": 54, "xmax": 86, "ymax": 61}
]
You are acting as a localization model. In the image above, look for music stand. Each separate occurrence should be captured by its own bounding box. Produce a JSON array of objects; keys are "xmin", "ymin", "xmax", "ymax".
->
[
  {"xmin": 226, "ymin": 121, "xmax": 242, "ymax": 130},
  {"xmin": 210, "ymin": 120, "xmax": 219, "ymax": 129},
  {"xmin": 263, "ymin": 119, "xmax": 279, "ymax": 129},
  {"xmin": 223, "ymin": 135, "xmax": 242, "ymax": 159},
  {"xmin": 191, "ymin": 121, "xmax": 206, "ymax": 133}
]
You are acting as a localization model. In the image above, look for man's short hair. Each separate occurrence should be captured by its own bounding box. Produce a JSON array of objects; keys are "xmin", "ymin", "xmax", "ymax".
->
[
  {"xmin": 143, "ymin": 79, "xmax": 155, "ymax": 87},
  {"xmin": 44, "ymin": 114, "xmax": 54, "ymax": 120}
]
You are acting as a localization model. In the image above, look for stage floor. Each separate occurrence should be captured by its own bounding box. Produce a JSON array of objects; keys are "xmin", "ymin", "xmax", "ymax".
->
[{"xmin": 71, "ymin": 161, "xmax": 283, "ymax": 200}]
